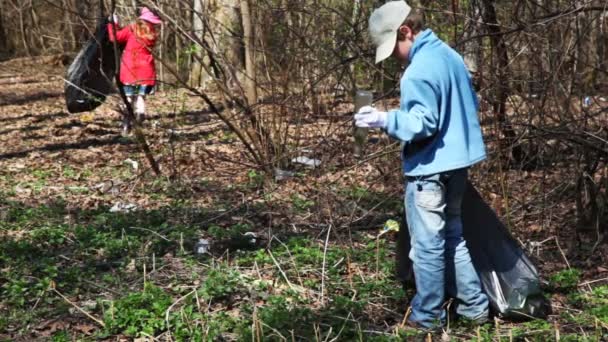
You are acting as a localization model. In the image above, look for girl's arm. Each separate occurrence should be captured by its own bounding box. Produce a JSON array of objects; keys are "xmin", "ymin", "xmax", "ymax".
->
[{"xmin": 107, "ymin": 23, "xmax": 131, "ymax": 44}]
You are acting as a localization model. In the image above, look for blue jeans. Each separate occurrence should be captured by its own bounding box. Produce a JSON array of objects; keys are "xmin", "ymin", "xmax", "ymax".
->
[
  {"xmin": 123, "ymin": 84, "xmax": 155, "ymax": 96},
  {"xmin": 405, "ymin": 168, "xmax": 488, "ymax": 328}
]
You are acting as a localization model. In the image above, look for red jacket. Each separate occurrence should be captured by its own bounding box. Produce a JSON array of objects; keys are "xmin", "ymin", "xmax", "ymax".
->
[{"xmin": 107, "ymin": 23, "xmax": 157, "ymax": 86}]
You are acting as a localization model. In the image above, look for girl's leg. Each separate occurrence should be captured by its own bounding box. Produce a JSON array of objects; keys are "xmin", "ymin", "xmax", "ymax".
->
[
  {"xmin": 122, "ymin": 95, "xmax": 134, "ymax": 134},
  {"xmin": 135, "ymin": 95, "xmax": 146, "ymax": 122}
]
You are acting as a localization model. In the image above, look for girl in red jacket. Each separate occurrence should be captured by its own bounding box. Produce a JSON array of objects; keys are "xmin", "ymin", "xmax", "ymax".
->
[{"xmin": 108, "ymin": 7, "xmax": 161, "ymax": 133}]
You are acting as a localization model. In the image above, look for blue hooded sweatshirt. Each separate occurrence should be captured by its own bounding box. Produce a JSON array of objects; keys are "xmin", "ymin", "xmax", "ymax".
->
[{"xmin": 385, "ymin": 29, "xmax": 486, "ymax": 176}]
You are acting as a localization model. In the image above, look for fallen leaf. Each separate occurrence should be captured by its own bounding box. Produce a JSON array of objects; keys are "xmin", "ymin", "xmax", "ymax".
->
[
  {"xmin": 134, "ymin": 337, "xmax": 153, "ymax": 342},
  {"xmin": 125, "ymin": 259, "xmax": 137, "ymax": 272},
  {"xmin": 80, "ymin": 113, "xmax": 94, "ymax": 122},
  {"xmin": 74, "ymin": 323, "xmax": 96, "ymax": 334},
  {"xmin": 35, "ymin": 319, "xmax": 68, "ymax": 337}
]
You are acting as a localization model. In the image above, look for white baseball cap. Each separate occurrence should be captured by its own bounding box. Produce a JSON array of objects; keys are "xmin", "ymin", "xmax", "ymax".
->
[{"xmin": 368, "ymin": 1, "xmax": 412, "ymax": 64}]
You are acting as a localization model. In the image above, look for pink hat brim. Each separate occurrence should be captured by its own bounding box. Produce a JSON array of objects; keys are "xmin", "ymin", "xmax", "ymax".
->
[{"xmin": 139, "ymin": 8, "xmax": 161, "ymax": 24}]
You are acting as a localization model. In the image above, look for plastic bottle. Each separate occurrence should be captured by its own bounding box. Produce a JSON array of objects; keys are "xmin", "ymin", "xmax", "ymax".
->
[
  {"xmin": 583, "ymin": 96, "xmax": 592, "ymax": 108},
  {"xmin": 353, "ymin": 90, "xmax": 373, "ymax": 156}
]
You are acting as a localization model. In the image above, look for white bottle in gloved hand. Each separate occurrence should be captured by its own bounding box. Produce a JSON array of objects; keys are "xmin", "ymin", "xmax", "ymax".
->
[{"xmin": 353, "ymin": 90, "xmax": 373, "ymax": 156}]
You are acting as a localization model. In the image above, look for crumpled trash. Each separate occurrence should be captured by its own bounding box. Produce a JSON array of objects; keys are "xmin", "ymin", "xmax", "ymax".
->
[
  {"xmin": 123, "ymin": 158, "xmax": 139, "ymax": 170},
  {"xmin": 194, "ymin": 238, "xmax": 211, "ymax": 255},
  {"xmin": 243, "ymin": 232, "xmax": 257, "ymax": 245},
  {"xmin": 109, "ymin": 202, "xmax": 137, "ymax": 213},
  {"xmin": 274, "ymin": 168, "xmax": 295, "ymax": 181},
  {"xmin": 93, "ymin": 180, "xmax": 117, "ymax": 194},
  {"xmin": 583, "ymin": 96, "xmax": 592, "ymax": 107},
  {"xmin": 8, "ymin": 163, "xmax": 26, "ymax": 171},
  {"xmin": 166, "ymin": 128, "xmax": 182, "ymax": 136},
  {"xmin": 291, "ymin": 156, "xmax": 321, "ymax": 168},
  {"xmin": 377, "ymin": 219, "xmax": 400, "ymax": 238}
]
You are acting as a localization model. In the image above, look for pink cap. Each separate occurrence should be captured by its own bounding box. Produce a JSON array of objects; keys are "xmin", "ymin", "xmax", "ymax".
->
[{"xmin": 139, "ymin": 7, "xmax": 161, "ymax": 24}]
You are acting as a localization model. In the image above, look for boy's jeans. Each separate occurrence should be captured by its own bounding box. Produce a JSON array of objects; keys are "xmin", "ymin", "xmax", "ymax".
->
[{"xmin": 405, "ymin": 168, "xmax": 488, "ymax": 328}]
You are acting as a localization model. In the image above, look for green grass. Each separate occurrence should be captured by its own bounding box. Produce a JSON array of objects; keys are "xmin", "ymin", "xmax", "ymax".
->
[
  {"xmin": 290, "ymin": 193, "xmax": 315, "ymax": 212},
  {"xmin": 1, "ymin": 196, "xmax": 607, "ymax": 340},
  {"xmin": 550, "ymin": 268, "xmax": 582, "ymax": 290},
  {"xmin": 103, "ymin": 283, "xmax": 172, "ymax": 337},
  {"xmin": 0, "ymin": 197, "xmax": 404, "ymax": 339}
]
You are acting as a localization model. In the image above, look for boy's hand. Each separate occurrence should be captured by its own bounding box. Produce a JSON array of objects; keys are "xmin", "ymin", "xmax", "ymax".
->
[{"xmin": 354, "ymin": 106, "xmax": 387, "ymax": 128}]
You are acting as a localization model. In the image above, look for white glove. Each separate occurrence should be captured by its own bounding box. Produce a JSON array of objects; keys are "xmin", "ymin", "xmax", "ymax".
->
[
  {"xmin": 108, "ymin": 14, "xmax": 119, "ymax": 24},
  {"xmin": 354, "ymin": 105, "xmax": 387, "ymax": 128}
]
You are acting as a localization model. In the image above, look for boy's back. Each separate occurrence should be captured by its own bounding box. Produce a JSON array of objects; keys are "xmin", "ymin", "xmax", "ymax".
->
[{"xmin": 387, "ymin": 29, "xmax": 486, "ymax": 176}]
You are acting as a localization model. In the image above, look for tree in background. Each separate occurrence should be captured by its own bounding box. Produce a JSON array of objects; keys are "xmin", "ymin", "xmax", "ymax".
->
[
  {"xmin": 0, "ymin": 0, "xmax": 605, "ymax": 240},
  {"xmin": 0, "ymin": 0, "xmax": 12, "ymax": 59}
]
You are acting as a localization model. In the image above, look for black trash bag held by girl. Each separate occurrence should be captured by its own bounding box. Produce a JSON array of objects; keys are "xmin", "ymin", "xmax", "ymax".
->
[
  {"xmin": 396, "ymin": 181, "xmax": 551, "ymax": 319},
  {"xmin": 64, "ymin": 18, "xmax": 118, "ymax": 113}
]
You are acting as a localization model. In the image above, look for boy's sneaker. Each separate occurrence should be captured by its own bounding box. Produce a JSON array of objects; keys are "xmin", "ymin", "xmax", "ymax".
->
[
  {"xmin": 472, "ymin": 315, "xmax": 490, "ymax": 326},
  {"xmin": 403, "ymin": 319, "xmax": 442, "ymax": 334},
  {"xmin": 458, "ymin": 314, "xmax": 490, "ymax": 327}
]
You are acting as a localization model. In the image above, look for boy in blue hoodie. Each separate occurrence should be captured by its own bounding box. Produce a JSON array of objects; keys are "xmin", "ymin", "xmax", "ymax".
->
[{"xmin": 355, "ymin": 0, "xmax": 489, "ymax": 330}]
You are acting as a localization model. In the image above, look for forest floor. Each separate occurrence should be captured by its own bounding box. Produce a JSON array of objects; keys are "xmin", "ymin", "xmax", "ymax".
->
[{"xmin": 0, "ymin": 56, "xmax": 607, "ymax": 341}]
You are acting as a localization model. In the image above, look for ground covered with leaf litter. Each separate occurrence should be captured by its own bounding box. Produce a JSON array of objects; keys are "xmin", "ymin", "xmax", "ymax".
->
[{"xmin": 0, "ymin": 56, "xmax": 607, "ymax": 341}]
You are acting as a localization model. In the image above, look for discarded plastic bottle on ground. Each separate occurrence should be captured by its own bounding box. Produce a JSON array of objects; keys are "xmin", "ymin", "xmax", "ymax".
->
[
  {"xmin": 274, "ymin": 168, "xmax": 295, "ymax": 181},
  {"xmin": 194, "ymin": 238, "xmax": 211, "ymax": 255},
  {"xmin": 353, "ymin": 90, "xmax": 373, "ymax": 157},
  {"xmin": 583, "ymin": 96, "xmax": 592, "ymax": 108},
  {"xmin": 292, "ymin": 156, "xmax": 321, "ymax": 168}
]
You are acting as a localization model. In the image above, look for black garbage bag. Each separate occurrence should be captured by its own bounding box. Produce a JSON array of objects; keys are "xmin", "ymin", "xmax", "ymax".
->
[
  {"xmin": 64, "ymin": 18, "xmax": 118, "ymax": 113},
  {"xmin": 396, "ymin": 181, "xmax": 550, "ymax": 320}
]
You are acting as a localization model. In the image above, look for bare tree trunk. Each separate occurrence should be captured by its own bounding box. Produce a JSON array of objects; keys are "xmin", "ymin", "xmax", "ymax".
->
[
  {"xmin": 350, "ymin": 0, "xmax": 361, "ymax": 89},
  {"xmin": 577, "ymin": 2, "xmax": 599, "ymax": 93},
  {"xmin": 572, "ymin": 0, "xmax": 587, "ymax": 94},
  {"xmin": 175, "ymin": 0, "xmax": 183, "ymax": 79},
  {"xmin": 159, "ymin": 1, "xmax": 165, "ymax": 91},
  {"xmin": 240, "ymin": 0, "xmax": 257, "ymax": 105},
  {"xmin": 479, "ymin": 0, "xmax": 520, "ymax": 162},
  {"xmin": 480, "ymin": 0, "xmax": 508, "ymax": 117},
  {"xmin": 282, "ymin": 0, "xmax": 293, "ymax": 29},
  {"xmin": 74, "ymin": 0, "xmax": 88, "ymax": 46},
  {"xmin": 72, "ymin": 0, "xmax": 88, "ymax": 50},
  {"xmin": 0, "ymin": 1, "xmax": 9, "ymax": 57},
  {"xmin": 462, "ymin": 0, "xmax": 483, "ymax": 76},
  {"xmin": 189, "ymin": 0, "xmax": 205, "ymax": 87},
  {"xmin": 596, "ymin": 11, "xmax": 608, "ymax": 89},
  {"xmin": 63, "ymin": 0, "xmax": 77, "ymax": 51},
  {"xmin": 29, "ymin": 4, "xmax": 47, "ymax": 52},
  {"xmin": 14, "ymin": 0, "xmax": 32, "ymax": 56}
]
